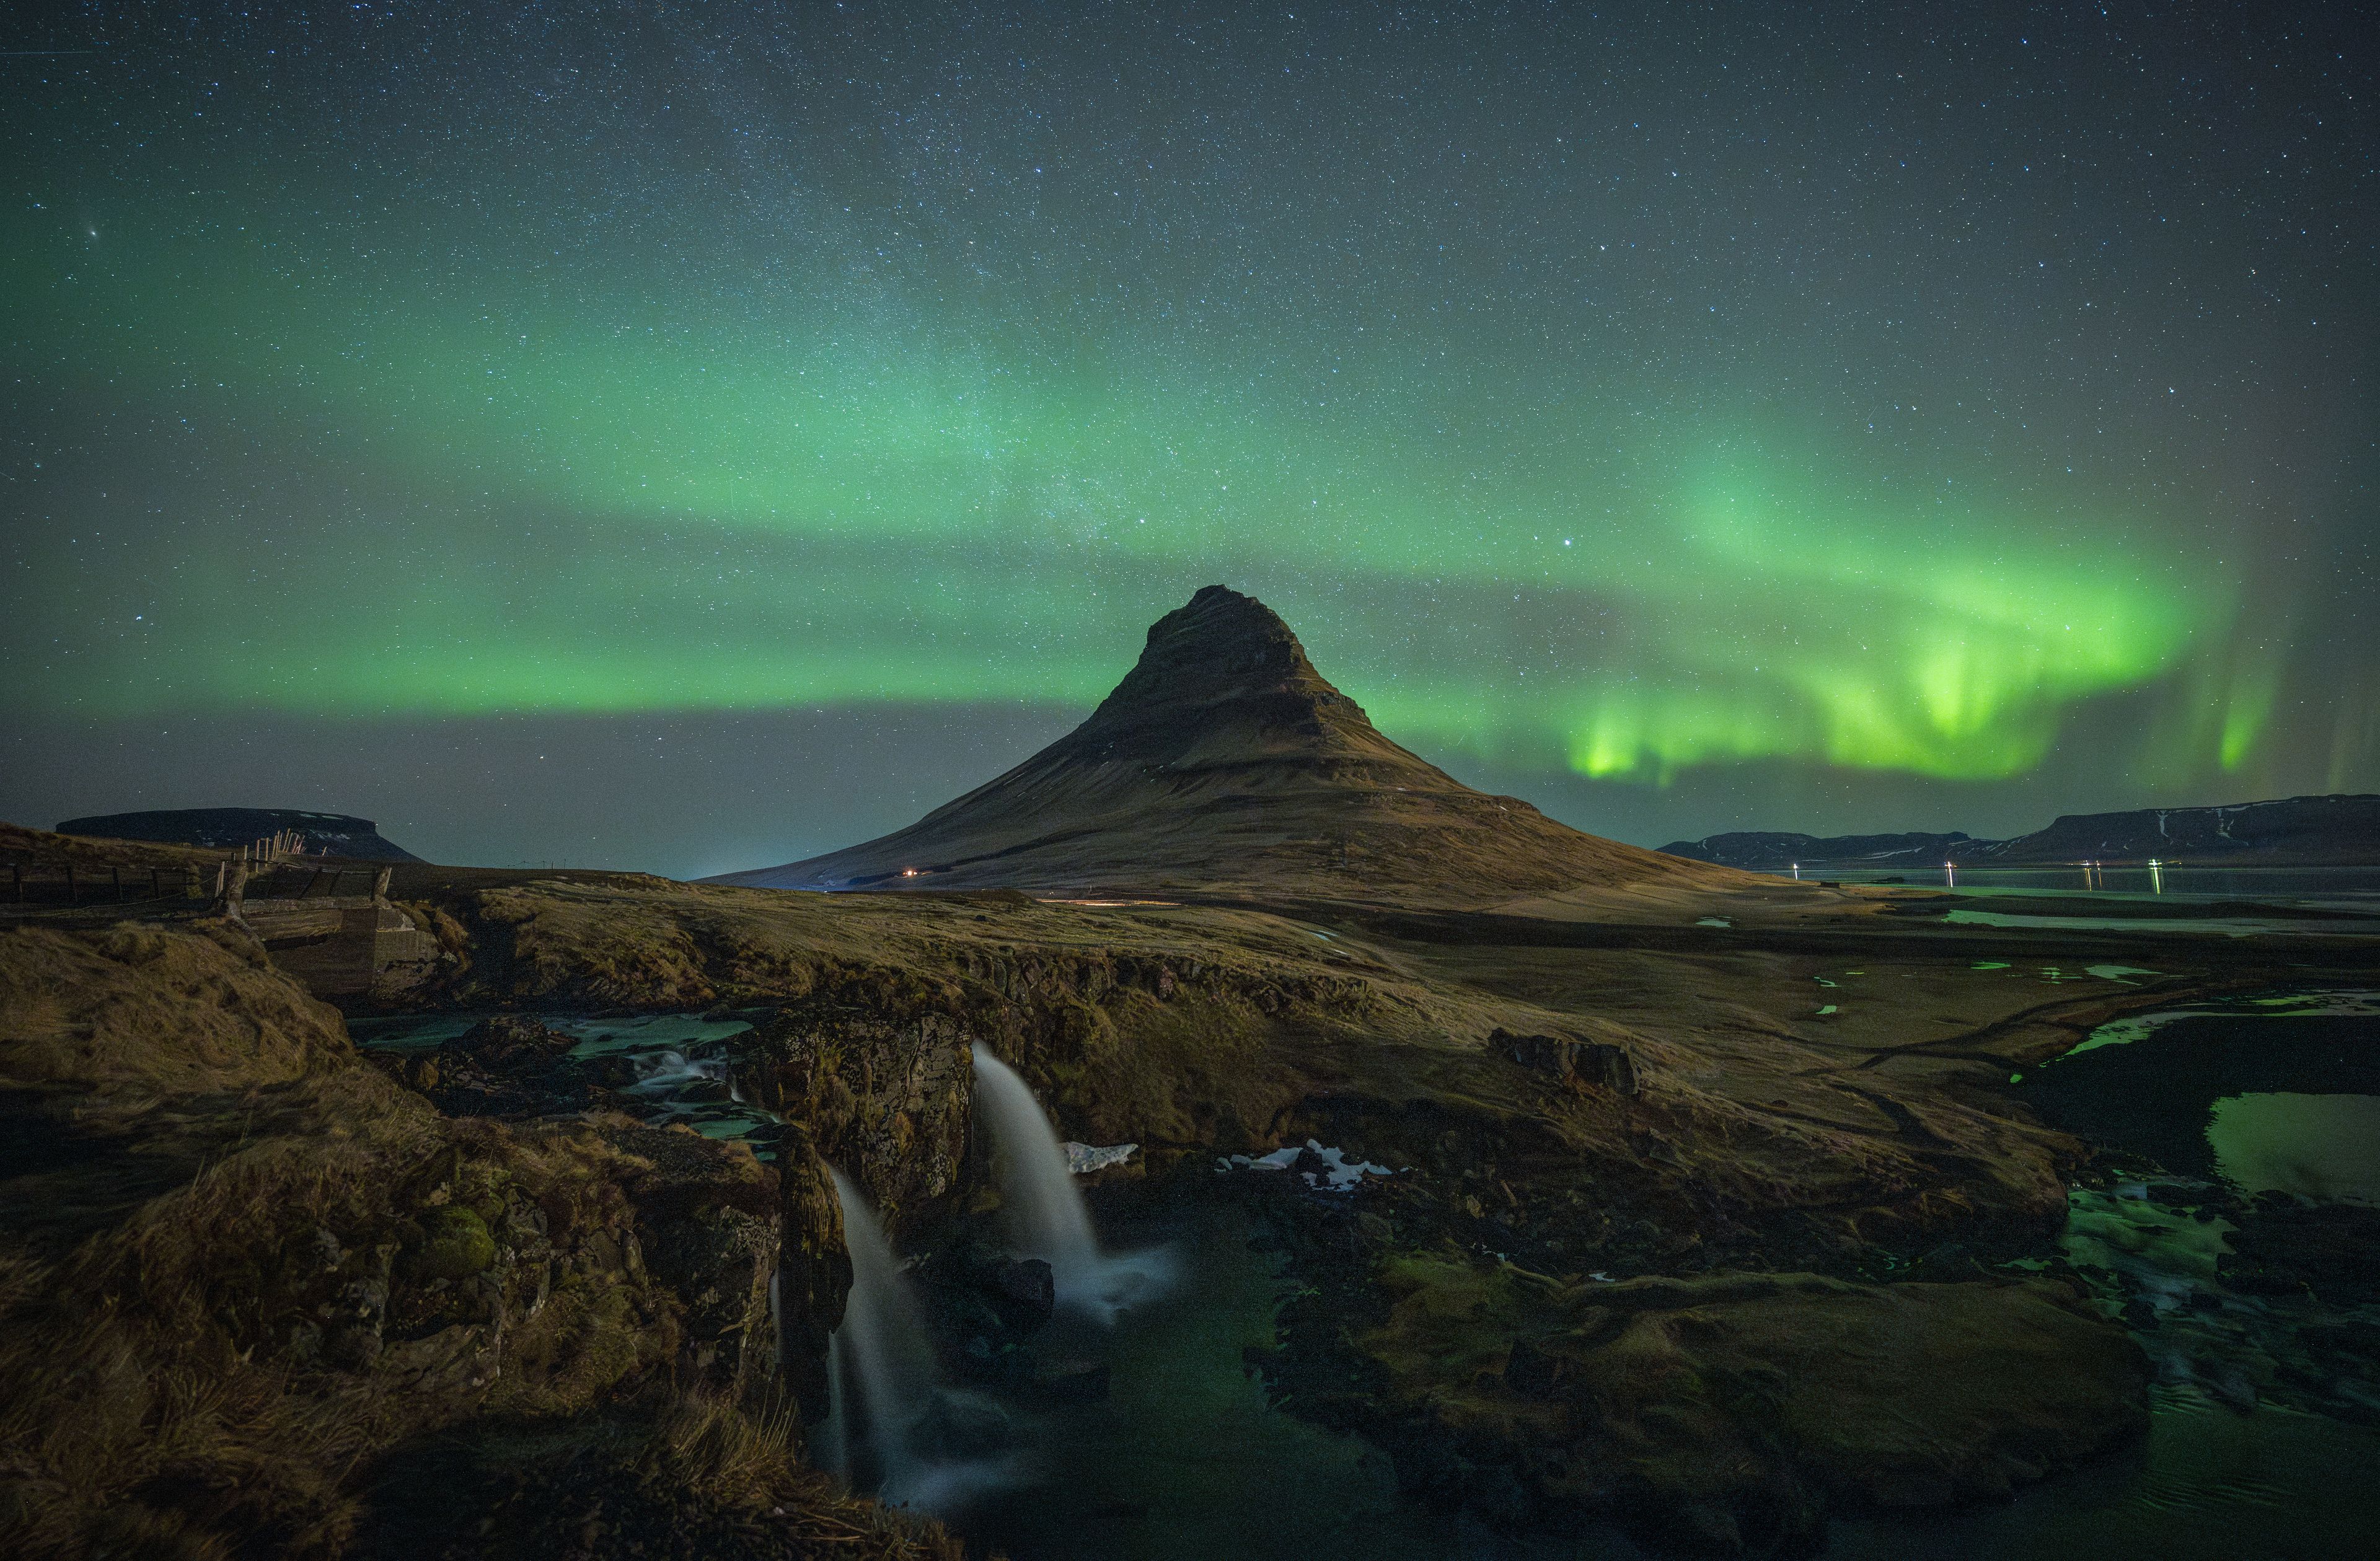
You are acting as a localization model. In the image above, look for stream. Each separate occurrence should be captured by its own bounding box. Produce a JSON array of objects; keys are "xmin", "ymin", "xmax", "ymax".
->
[
  {"xmin": 350, "ymin": 995, "xmax": 2380, "ymax": 1558},
  {"xmin": 347, "ymin": 1009, "xmax": 782, "ymax": 1150}
]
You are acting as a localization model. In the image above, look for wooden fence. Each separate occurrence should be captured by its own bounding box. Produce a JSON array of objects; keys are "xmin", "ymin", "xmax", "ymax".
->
[{"xmin": 6, "ymin": 863, "xmax": 207, "ymax": 907}]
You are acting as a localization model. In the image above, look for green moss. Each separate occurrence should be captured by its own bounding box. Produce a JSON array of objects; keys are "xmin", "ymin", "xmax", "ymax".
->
[{"xmin": 415, "ymin": 1206, "xmax": 497, "ymax": 1281}]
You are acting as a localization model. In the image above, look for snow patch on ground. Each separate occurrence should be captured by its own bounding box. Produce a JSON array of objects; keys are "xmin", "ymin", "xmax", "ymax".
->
[
  {"xmin": 1062, "ymin": 1141, "xmax": 1138, "ymax": 1175},
  {"xmin": 1217, "ymin": 1138, "xmax": 1396, "ymax": 1191}
]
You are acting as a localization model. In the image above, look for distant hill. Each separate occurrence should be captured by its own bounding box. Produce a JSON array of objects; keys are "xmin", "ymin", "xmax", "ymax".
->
[
  {"xmin": 716, "ymin": 584, "xmax": 1738, "ymax": 905},
  {"xmin": 1658, "ymin": 830, "xmax": 1977, "ymax": 871},
  {"xmin": 1661, "ymin": 794, "xmax": 2380, "ymax": 870},
  {"xmin": 1970, "ymin": 794, "xmax": 2380, "ymax": 865},
  {"xmin": 55, "ymin": 808, "xmax": 425, "ymax": 863}
]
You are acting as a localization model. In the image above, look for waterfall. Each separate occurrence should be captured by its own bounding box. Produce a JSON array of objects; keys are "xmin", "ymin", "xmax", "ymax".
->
[
  {"xmin": 822, "ymin": 1168, "xmax": 1018, "ymax": 1509},
  {"xmin": 970, "ymin": 1043, "xmax": 1171, "ymax": 1319},
  {"xmin": 824, "ymin": 1168, "xmax": 941, "ymax": 1493}
]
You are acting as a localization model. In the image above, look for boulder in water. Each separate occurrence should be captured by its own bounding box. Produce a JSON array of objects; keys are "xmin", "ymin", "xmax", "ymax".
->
[{"xmin": 987, "ymin": 1257, "xmax": 1057, "ymax": 1332}]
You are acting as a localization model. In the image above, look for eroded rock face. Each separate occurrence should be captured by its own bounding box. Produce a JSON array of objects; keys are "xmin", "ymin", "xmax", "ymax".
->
[
  {"xmin": 1492, "ymin": 1027, "xmax": 1641, "ymax": 1096},
  {"xmin": 771, "ymin": 1125, "xmax": 852, "ymax": 1418},
  {"xmin": 739, "ymin": 1001, "xmax": 976, "ymax": 1236}
]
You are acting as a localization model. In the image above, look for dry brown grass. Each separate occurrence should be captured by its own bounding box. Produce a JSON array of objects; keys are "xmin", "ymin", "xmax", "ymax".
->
[
  {"xmin": 0, "ymin": 918, "xmax": 353, "ymax": 1096},
  {"xmin": 0, "ymin": 918, "xmax": 945, "ymax": 1561}
]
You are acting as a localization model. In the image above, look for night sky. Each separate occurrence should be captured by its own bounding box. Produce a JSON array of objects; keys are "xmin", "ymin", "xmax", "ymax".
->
[{"xmin": 6, "ymin": 2, "xmax": 2375, "ymax": 876}]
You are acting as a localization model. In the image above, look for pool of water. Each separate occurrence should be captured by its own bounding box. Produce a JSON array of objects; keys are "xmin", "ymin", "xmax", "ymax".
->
[
  {"xmin": 1823, "ymin": 1386, "xmax": 2380, "ymax": 1561},
  {"xmin": 1830, "ymin": 992, "xmax": 2380, "ymax": 1557},
  {"xmin": 2016, "ymin": 993, "xmax": 2380, "ymax": 1189},
  {"xmin": 346, "ymin": 1009, "xmax": 780, "ymax": 1148},
  {"xmin": 938, "ymin": 1197, "xmax": 1630, "ymax": 1561},
  {"xmin": 936, "ymin": 995, "xmax": 2380, "ymax": 1561}
]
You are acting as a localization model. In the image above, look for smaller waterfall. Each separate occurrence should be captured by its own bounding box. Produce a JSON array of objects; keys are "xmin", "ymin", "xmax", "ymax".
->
[
  {"xmin": 970, "ymin": 1044, "xmax": 1172, "ymax": 1319},
  {"xmin": 824, "ymin": 1169, "xmax": 942, "ymax": 1492},
  {"xmin": 822, "ymin": 1168, "xmax": 1017, "ymax": 1508}
]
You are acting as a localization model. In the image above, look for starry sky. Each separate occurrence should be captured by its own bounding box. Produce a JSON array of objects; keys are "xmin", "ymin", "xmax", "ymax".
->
[{"xmin": 5, "ymin": 1, "xmax": 2375, "ymax": 876}]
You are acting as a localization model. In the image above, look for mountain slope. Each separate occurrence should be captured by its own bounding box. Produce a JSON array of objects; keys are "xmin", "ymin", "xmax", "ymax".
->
[{"xmin": 718, "ymin": 586, "xmax": 1734, "ymax": 904}]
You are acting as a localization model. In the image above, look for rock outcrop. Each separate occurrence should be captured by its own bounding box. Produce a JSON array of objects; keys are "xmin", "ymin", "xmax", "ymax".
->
[{"xmin": 1328, "ymin": 1255, "xmax": 2147, "ymax": 1553}]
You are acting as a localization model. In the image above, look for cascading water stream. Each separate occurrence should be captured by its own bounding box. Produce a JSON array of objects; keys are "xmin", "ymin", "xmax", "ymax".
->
[
  {"xmin": 821, "ymin": 1168, "xmax": 1016, "ymax": 1510},
  {"xmin": 969, "ymin": 1044, "xmax": 1171, "ymax": 1319},
  {"xmin": 822, "ymin": 1168, "xmax": 942, "ymax": 1494}
]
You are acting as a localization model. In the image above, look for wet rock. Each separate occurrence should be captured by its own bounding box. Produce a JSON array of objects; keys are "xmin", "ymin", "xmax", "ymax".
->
[
  {"xmin": 774, "ymin": 1127, "xmax": 852, "ymax": 1414},
  {"xmin": 450, "ymin": 1014, "xmax": 578, "ymax": 1066},
  {"xmin": 987, "ymin": 1256, "xmax": 1057, "ymax": 1332},
  {"xmin": 381, "ymin": 1014, "xmax": 602, "ymax": 1119}
]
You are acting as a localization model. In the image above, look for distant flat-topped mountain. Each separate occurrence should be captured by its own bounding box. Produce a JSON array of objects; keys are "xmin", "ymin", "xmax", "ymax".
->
[
  {"xmin": 718, "ymin": 585, "xmax": 1732, "ymax": 904},
  {"xmin": 1662, "ymin": 794, "xmax": 2380, "ymax": 871},
  {"xmin": 55, "ymin": 807, "xmax": 425, "ymax": 863}
]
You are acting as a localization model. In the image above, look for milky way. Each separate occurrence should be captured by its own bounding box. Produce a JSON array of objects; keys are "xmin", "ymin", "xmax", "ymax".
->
[{"xmin": 4, "ymin": 3, "xmax": 2373, "ymax": 871}]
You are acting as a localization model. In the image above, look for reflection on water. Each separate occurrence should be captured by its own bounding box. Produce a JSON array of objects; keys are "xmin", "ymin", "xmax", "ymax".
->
[
  {"xmin": 1826, "ymin": 1386, "xmax": 2380, "ymax": 1561},
  {"xmin": 2020, "ymin": 995, "xmax": 2380, "ymax": 1188},
  {"xmin": 2207, "ymin": 1093, "xmax": 2380, "ymax": 1206},
  {"xmin": 1945, "ymin": 907, "xmax": 2368, "ymax": 937},
  {"xmin": 1851, "ymin": 992, "xmax": 2380, "ymax": 1559}
]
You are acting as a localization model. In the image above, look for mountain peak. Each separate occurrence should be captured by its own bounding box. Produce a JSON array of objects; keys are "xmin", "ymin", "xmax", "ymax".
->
[{"xmin": 1057, "ymin": 585, "xmax": 1387, "ymax": 770}]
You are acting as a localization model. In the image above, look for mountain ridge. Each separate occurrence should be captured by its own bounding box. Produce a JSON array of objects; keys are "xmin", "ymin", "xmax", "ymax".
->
[{"xmin": 1661, "ymin": 793, "xmax": 2380, "ymax": 870}]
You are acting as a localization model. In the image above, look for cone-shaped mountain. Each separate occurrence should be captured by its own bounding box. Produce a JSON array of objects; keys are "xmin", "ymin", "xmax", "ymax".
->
[{"xmin": 718, "ymin": 586, "xmax": 1730, "ymax": 905}]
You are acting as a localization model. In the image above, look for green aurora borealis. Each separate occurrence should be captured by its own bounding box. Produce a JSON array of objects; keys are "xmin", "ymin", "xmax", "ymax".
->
[{"xmin": 5, "ymin": 3, "xmax": 2375, "ymax": 869}]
